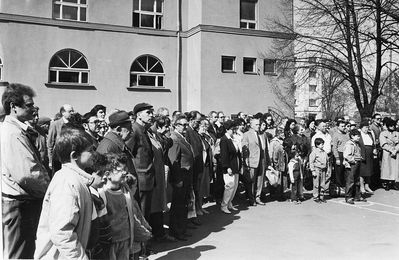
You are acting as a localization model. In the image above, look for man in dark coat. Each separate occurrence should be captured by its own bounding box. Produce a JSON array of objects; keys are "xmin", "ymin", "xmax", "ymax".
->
[
  {"xmin": 96, "ymin": 110, "xmax": 135, "ymax": 178},
  {"xmin": 126, "ymin": 103, "xmax": 155, "ymax": 219}
]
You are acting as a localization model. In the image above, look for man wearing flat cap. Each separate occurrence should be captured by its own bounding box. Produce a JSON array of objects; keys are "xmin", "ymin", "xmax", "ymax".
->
[
  {"xmin": 97, "ymin": 110, "xmax": 136, "ymax": 176},
  {"xmin": 126, "ymin": 103, "xmax": 155, "ymax": 219}
]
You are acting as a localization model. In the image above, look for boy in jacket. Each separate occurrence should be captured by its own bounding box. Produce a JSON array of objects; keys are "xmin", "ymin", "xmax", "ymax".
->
[{"xmin": 309, "ymin": 138, "xmax": 328, "ymax": 203}]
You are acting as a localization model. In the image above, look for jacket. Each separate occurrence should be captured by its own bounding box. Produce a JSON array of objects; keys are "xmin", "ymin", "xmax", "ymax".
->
[
  {"xmin": 168, "ymin": 131, "xmax": 194, "ymax": 185},
  {"xmin": 1, "ymin": 115, "xmax": 49, "ymax": 198},
  {"xmin": 34, "ymin": 163, "xmax": 93, "ymax": 260},
  {"xmin": 309, "ymin": 148, "xmax": 328, "ymax": 172},
  {"xmin": 242, "ymin": 129, "xmax": 263, "ymax": 168},
  {"xmin": 47, "ymin": 118, "xmax": 64, "ymax": 164},
  {"xmin": 220, "ymin": 134, "xmax": 242, "ymax": 174},
  {"xmin": 126, "ymin": 122, "xmax": 155, "ymax": 191}
]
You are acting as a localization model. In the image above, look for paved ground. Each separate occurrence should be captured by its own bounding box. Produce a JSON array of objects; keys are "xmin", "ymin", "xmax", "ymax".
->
[{"xmin": 148, "ymin": 188, "xmax": 399, "ymax": 260}]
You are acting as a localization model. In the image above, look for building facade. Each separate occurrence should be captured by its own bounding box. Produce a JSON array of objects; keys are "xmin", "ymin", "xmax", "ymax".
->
[{"xmin": 0, "ymin": 0, "xmax": 294, "ymax": 118}]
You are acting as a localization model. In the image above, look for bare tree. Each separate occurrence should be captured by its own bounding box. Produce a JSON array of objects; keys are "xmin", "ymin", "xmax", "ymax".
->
[{"xmin": 271, "ymin": 0, "xmax": 399, "ymax": 119}]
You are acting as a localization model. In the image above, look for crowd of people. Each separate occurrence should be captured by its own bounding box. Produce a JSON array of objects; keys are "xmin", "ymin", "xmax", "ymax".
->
[{"xmin": 1, "ymin": 82, "xmax": 399, "ymax": 260}]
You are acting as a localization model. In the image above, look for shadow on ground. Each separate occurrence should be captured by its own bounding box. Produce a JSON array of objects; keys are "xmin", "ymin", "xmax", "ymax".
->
[{"xmin": 154, "ymin": 245, "xmax": 216, "ymax": 260}]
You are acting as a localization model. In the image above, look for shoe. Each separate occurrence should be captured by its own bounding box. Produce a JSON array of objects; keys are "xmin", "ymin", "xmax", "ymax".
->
[
  {"xmin": 162, "ymin": 234, "xmax": 177, "ymax": 242},
  {"xmin": 392, "ymin": 183, "xmax": 399, "ymax": 190},
  {"xmin": 355, "ymin": 197, "xmax": 367, "ymax": 202},
  {"xmin": 294, "ymin": 200, "xmax": 302, "ymax": 205},
  {"xmin": 191, "ymin": 218, "xmax": 201, "ymax": 226},
  {"xmin": 256, "ymin": 199, "xmax": 266, "ymax": 205},
  {"xmin": 248, "ymin": 200, "xmax": 257, "ymax": 206},
  {"xmin": 345, "ymin": 198, "xmax": 355, "ymax": 204},
  {"xmin": 320, "ymin": 198, "xmax": 327, "ymax": 203},
  {"xmin": 221, "ymin": 207, "xmax": 231, "ymax": 214},
  {"xmin": 196, "ymin": 210, "xmax": 204, "ymax": 216},
  {"xmin": 299, "ymin": 197, "xmax": 305, "ymax": 202},
  {"xmin": 313, "ymin": 198, "xmax": 321, "ymax": 203},
  {"xmin": 202, "ymin": 208, "xmax": 210, "ymax": 214},
  {"xmin": 228, "ymin": 206, "xmax": 238, "ymax": 211}
]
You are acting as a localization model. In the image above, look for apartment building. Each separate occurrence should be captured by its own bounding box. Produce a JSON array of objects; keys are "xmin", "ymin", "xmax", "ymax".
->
[{"xmin": 0, "ymin": 0, "xmax": 294, "ymax": 117}]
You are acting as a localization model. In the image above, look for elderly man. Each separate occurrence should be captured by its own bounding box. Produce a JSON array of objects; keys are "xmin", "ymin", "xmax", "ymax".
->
[
  {"xmin": 47, "ymin": 103, "xmax": 74, "ymax": 173},
  {"xmin": 126, "ymin": 103, "xmax": 155, "ymax": 219},
  {"xmin": 1, "ymin": 83, "xmax": 50, "ymax": 259},
  {"xmin": 168, "ymin": 115, "xmax": 194, "ymax": 241},
  {"xmin": 242, "ymin": 118, "xmax": 266, "ymax": 206}
]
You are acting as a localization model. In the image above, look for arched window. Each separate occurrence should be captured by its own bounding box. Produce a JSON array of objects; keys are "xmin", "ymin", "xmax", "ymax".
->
[
  {"xmin": 0, "ymin": 57, "xmax": 3, "ymax": 81},
  {"xmin": 130, "ymin": 55, "xmax": 164, "ymax": 87},
  {"xmin": 49, "ymin": 49, "xmax": 89, "ymax": 84}
]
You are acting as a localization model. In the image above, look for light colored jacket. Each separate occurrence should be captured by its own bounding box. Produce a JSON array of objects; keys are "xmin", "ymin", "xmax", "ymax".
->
[
  {"xmin": 34, "ymin": 163, "xmax": 93, "ymax": 260},
  {"xmin": 1, "ymin": 115, "xmax": 49, "ymax": 198},
  {"xmin": 242, "ymin": 129, "xmax": 262, "ymax": 168}
]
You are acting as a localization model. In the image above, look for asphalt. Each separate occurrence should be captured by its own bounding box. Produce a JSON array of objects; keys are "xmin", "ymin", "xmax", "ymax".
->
[{"xmin": 148, "ymin": 188, "xmax": 399, "ymax": 260}]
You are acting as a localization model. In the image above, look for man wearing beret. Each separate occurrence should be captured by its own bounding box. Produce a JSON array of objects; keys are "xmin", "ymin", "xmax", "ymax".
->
[
  {"xmin": 126, "ymin": 103, "xmax": 155, "ymax": 220},
  {"xmin": 97, "ymin": 110, "xmax": 136, "ymax": 176}
]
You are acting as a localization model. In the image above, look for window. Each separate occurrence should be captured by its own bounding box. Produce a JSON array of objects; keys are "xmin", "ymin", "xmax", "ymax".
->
[
  {"xmin": 221, "ymin": 56, "xmax": 236, "ymax": 73},
  {"xmin": 133, "ymin": 0, "xmax": 163, "ymax": 29},
  {"xmin": 309, "ymin": 84, "xmax": 317, "ymax": 92},
  {"xmin": 264, "ymin": 59, "xmax": 276, "ymax": 74},
  {"xmin": 53, "ymin": 0, "xmax": 87, "ymax": 21},
  {"xmin": 0, "ymin": 58, "xmax": 3, "ymax": 81},
  {"xmin": 243, "ymin": 57, "xmax": 257, "ymax": 73},
  {"xmin": 240, "ymin": 0, "xmax": 257, "ymax": 29},
  {"xmin": 309, "ymin": 68, "xmax": 317, "ymax": 78},
  {"xmin": 309, "ymin": 99, "xmax": 318, "ymax": 107},
  {"xmin": 130, "ymin": 55, "xmax": 164, "ymax": 87},
  {"xmin": 49, "ymin": 49, "xmax": 89, "ymax": 84}
]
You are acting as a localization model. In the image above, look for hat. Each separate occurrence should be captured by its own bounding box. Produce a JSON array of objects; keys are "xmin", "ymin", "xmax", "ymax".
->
[
  {"xmin": 108, "ymin": 110, "xmax": 131, "ymax": 127},
  {"xmin": 37, "ymin": 117, "xmax": 51, "ymax": 126},
  {"xmin": 133, "ymin": 103, "xmax": 153, "ymax": 115}
]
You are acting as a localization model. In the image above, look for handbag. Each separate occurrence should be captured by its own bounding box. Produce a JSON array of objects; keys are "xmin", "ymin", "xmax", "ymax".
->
[{"xmin": 265, "ymin": 167, "xmax": 280, "ymax": 187}]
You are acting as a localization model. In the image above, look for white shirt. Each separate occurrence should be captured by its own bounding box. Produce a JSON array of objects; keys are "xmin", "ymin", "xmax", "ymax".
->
[{"xmin": 361, "ymin": 131, "xmax": 373, "ymax": 146}]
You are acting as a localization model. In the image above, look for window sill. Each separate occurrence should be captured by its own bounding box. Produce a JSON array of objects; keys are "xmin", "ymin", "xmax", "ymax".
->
[
  {"xmin": 244, "ymin": 72, "xmax": 257, "ymax": 75},
  {"xmin": 127, "ymin": 87, "xmax": 171, "ymax": 92},
  {"xmin": 264, "ymin": 72, "xmax": 278, "ymax": 76},
  {"xmin": 0, "ymin": 81, "xmax": 9, "ymax": 86},
  {"xmin": 45, "ymin": 83, "xmax": 96, "ymax": 90},
  {"xmin": 221, "ymin": 71, "xmax": 237, "ymax": 74}
]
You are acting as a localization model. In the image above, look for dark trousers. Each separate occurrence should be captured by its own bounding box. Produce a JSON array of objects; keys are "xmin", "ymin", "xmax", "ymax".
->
[
  {"xmin": 370, "ymin": 158, "xmax": 381, "ymax": 190},
  {"xmin": 2, "ymin": 198, "xmax": 42, "ymax": 259},
  {"xmin": 334, "ymin": 152, "xmax": 345, "ymax": 187},
  {"xmin": 139, "ymin": 190, "xmax": 153, "ymax": 221},
  {"xmin": 345, "ymin": 162, "xmax": 360, "ymax": 200},
  {"xmin": 214, "ymin": 161, "xmax": 225, "ymax": 200},
  {"xmin": 243, "ymin": 167, "xmax": 262, "ymax": 203},
  {"xmin": 290, "ymin": 172, "xmax": 303, "ymax": 201},
  {"xmin": 169, "ymin": 183, "xmax": 189, "ymax": 237},
  {"xmin": 149, "ymin": 212, "xmax": 165, "ymax": 238}
]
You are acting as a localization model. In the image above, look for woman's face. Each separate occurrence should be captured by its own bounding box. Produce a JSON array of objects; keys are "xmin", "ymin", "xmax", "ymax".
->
[
  {"xmin": 260, "ymin": 122, "xmax": 267, "ymax": 132},
  {"xmin": 361, "ymin": 125, "xmax": 369, "ymax": 133},
  {"xmin": 309, "ymin": 121, "xmax": 315, "ymax": 130},
  {"xmin": 290, "ymin": 122, "xmax": 296, "ymax": 130},
  {"xmin": 97, "ymin": 109, "xmax": 106, "ymax": 119}
]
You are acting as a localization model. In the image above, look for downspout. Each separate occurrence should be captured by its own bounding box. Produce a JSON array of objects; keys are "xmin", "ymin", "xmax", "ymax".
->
[{"xmin": 176, "ymin": 0, "xmax": 182, "ymax": 111}]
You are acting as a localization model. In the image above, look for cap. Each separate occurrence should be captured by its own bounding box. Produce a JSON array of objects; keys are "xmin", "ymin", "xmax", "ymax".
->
[
  {"xmin": 108, "ymin": 110, "xmax": 131, "ymax": 127},
  {"xmin": 133, "ymin": 103, "xmax": 153, "ymax": 115}
]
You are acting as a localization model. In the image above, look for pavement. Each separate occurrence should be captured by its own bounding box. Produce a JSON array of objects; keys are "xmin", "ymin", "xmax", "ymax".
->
[{"xmin": 148, "ymin": 188, "xmax": 399, "ymax": 260}]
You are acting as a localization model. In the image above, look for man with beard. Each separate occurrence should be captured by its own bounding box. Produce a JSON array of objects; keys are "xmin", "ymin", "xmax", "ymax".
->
[{"xmin": 82, "ymin": 112, "xmax": 100, "ymax": 148}]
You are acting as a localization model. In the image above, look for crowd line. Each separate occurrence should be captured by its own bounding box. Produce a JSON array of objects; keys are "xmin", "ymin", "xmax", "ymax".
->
[{"xmin": 1, "ymin": 83, "xmax": 399, "ymax": 260}]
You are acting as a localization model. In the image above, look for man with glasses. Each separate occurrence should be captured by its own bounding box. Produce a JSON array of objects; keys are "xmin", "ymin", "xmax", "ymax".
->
[
  {"xmin": 1, "ymin": 83, "xmax": 50, "ymax": 259},
  {"xmin": 168, "ymin": 115, "xmax": 194, "ymax": 241},
  {"xmin": 82, "ymin": 112, "xmax": 100, "ymax": 148}
]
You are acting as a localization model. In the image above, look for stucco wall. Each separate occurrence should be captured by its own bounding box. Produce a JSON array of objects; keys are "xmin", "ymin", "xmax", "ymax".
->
[{"xmin": 0, "ymin": 22, "xmax": 178, "ymax": 117}]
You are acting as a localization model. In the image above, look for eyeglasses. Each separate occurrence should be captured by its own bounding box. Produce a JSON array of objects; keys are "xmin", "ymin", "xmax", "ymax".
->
[
  {"xmin": 375, "ymin": 118, "xmax": 382, "ymax": 121},
  {"xmin": 177, "ymin": 123, "xmax": 188, "ymax": 127}
]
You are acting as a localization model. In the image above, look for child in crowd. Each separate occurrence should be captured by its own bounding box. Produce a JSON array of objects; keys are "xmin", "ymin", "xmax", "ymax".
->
[
  {"xmin": 98, "ymin": 153, "xmax": 135, "ymax": 260},
  {"xmin": 309, "ymin": 138, "xmax": 328, "ymax": 203},
  {"xmin": 343, "ymin": 129, "xmax": 365, "ymax": 204},
  {"xmin": 86, "ymin": 153, "xmax": 112, "ymax": 259},
  {"xmin": 126, "ymin": 175, "xmax": 152, "ymax": 260},
  {"xmin": 35, "ymin": 127, "xmax": 95, "ymax": 259},
  {"xmin": 287, "ymin": 143, "xmax": 304, "ymax": 204},
  {"xmin": 269, "ymin": 128, "xmax": 287, "ymax": 200}
]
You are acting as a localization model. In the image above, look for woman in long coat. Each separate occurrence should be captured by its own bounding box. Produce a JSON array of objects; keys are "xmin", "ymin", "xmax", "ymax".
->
[{"xmin": 380, "ymin": 118, "xmax": 399, "ymax": 191}]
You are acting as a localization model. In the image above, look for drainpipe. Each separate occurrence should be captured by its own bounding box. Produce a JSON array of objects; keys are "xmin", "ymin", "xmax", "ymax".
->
[{"xmin": 176, "ymin": 0, "xmax": 182, "ymax": 111}]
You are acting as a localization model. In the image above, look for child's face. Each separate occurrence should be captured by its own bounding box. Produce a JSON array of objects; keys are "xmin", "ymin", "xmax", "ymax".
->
[
  {"xmin": 76, "ymin": 146, "xmax": 95, "ymax": 169},
  {"xmin": 108, "ymin": 164, "xmax": 128, "ymax": 185},
  {"xmin": 316, "ymin": 143, "xmax": 324, "ymax": 149},
  {"xmin": 352, "ymin": 135, "xmax": 360, "ymax": 142},
  {"xmin": 91, "ymin": 171, "xmax": 105, "ymax": 189}
]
